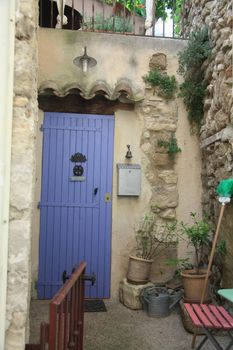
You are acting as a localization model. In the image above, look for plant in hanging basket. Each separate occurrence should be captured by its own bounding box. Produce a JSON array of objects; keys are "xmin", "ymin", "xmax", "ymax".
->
[{"xmin": 127, "ymin": 213, "xmax": 177, "ymax": 285}]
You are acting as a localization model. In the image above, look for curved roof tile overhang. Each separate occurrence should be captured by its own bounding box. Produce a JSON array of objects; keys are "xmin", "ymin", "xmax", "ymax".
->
[{"xmin": 38, "ymin": 79, "xmax": 144, "ymax": 103}]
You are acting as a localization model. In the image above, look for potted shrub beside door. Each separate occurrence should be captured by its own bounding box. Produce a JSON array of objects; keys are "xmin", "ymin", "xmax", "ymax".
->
[
  {"xmin": 127, "ymin": 213, "xmax": 176, "ymax": 285},
  {"xmin": 177, "ymin": 212, "xmax": 212, "ymax": 302}
]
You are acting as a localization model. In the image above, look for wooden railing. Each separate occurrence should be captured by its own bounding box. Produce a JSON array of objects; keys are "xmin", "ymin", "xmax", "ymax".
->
[{"xmin": 26, "ymin": 261, "xmax": 87, "ymax": 350}]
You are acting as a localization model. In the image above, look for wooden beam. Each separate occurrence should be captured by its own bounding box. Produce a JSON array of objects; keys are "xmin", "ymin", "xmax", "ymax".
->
[
  {"xmin": 38, "ymin": 94, "xmax": 135, "ymax": 114},
  {"xmin": 200, "ymin": 125, "xmax": 233, "ymax": 148}
]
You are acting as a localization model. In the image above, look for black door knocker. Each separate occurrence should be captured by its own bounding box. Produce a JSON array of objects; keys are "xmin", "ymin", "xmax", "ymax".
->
[{"xmin": 70, "ymin": 152, "xmax": 87, "ymax": 177}]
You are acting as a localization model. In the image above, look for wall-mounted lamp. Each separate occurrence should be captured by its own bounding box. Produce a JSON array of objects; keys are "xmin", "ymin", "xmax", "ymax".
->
[
  {"xmin": 73, "ymin": 46, "xmax": 97, "ymax": 74},
  {"xmin": 125, "ymin": 145, "xmax": 133, "ymax": 159}
]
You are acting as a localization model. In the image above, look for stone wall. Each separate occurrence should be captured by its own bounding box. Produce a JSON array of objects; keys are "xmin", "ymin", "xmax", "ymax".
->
[
  {"xmin": 136, "ymin": 54, "xmax": 179, "ymax": 280},
  {"xmin": 182, "ymin": 0, "xmax": 233, "ymax": 286},
  {"xmin": 5, "ymin": 0, "xmax": 38, "ymax": 348}
]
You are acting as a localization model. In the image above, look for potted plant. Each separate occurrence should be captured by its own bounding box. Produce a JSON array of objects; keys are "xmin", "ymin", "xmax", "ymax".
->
[
  {"xmin": 175, "ymin": 212, "xmax": 212, "ymax": 302},
  {"xmin": 127, "ymin": 212, "xmax": 176, "ymax": 285}
]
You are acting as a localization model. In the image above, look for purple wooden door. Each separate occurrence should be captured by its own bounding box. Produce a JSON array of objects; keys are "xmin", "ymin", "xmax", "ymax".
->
[{"xmin": 37, "ymin": 112, "xmax": 114, "ymax": 299}]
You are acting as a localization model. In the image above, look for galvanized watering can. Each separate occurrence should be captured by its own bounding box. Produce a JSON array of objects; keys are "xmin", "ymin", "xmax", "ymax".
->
[{"xmin": 141, "ymin": 286, "xmax": 183, "ymax": 318}]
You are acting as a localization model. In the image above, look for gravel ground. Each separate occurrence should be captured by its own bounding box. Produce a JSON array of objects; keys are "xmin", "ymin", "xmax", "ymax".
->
[{"xmin": 29, "ymin": 299, "xmax": 231, "ymax": 349}]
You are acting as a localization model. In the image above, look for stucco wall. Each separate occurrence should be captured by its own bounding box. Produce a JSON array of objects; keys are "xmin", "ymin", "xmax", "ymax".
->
[
  {"xmin": 182, "ymin": 0, "xmax": 233, "ymax": 287},
  {"xmin": 34, "ymin": 30, "xmax": 202, "ymax": 299},
  {"xmin": 5, "ymin": 0, "xmax": 38, "ymax": 348}
]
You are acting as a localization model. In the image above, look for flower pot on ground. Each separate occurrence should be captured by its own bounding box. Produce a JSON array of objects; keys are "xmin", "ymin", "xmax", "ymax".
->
[
  {"xmin": 172, "ymin": 212, "xmax": 212, "ymax": 302},
  {"xmin": 126, "ymin": 212, "xmax": 176, "ymax": 285},
  {"xmin": 181, "ymin": 268, "xmax": 210, "ymax": 303}
]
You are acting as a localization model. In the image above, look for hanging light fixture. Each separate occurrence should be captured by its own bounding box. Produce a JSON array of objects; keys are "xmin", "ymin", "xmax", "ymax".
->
[{"xmin": 73, "ymin": 46, "xmax": 97, "ymax": 74}]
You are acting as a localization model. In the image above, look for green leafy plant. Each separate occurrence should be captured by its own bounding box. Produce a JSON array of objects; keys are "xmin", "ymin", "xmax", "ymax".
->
[
  {"xmin": 177, "ymin": 212, "xmax": 212, "ymax": 274},
  {"xmin": 171, "ymin": 0, "xmax": 184, "ymax": 36},
  {"xmin": 158, "ymin": 136, "xmax": 181, "ymax": 155},
  {"xmin": 134, "ymin": 212, "xmax": 177, "ymax": 260},
  {"xmin": 143, "ymin": 69, "xmax": 177, "ymax": 99},
  {"xmin": 178, "ymin": 27, "xmax": 211, "ymax": 130},
  {"xmin": 166, "ymin": 257, "xmax": 193, "ymax": 276},
  {"xmin": 84, "ymin": 13, "xmax": 133, "ymax": 32},
  {"xmin": 103, "ymin": 0, "xmax": 175, "ymax": 19},
  {"xmin": 103, "ymin": 0, "xmax": 145, "ymax": 16}
]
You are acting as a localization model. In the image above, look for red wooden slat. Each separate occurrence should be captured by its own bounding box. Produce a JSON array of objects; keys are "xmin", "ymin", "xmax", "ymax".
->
[
  {"xmin": 184, "ymin": 303, "xmax": 202, "ymax": 327},
  {"xmin": 63, "ymin": 296, "xmax": 69, "ymax": 348},
  {"xmin": 58, "ymin": 303, "xmax": 63, "ymax": 350},
  {"xmin": 40, "ymin": 323, "xmax": 49, "ymax": 349},
  {"xmin": 200, "ymin": 304, "xmax": 222, "ymax": 329},
  {"xmin": 218, "ymin": 306, "xmax": 233, "ymax": 328},
  {"xmin": 49, "ymin": 303, "xmax": 57, "ymax": 350},
  {"xmin": 209, "ymin": 305, "xmax": 232, "ymax": 329},
  {"xmin": 78, "ymin": 277, "xmax": 84, "ymax": 350},
  {"xmin": 192, "ymin": 304, "xmax": 213, "ymax": 328}
]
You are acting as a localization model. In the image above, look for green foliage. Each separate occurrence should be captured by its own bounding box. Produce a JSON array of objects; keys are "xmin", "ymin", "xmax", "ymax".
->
[
  {"xmin": 172, "ymin": 0, "xmax": 184, "ymax": 36},
  {"xmin": 135, "ymin": 212, "xmax": 177, "ymax": 260},
  {"xmin": 102, "ymin": 0, "xmax": 176, "ymax": 19},
  {"xmin": 84, "ymin": 13, "xmax": 132, "ymax": 32},
  {"xmin": 178, "ymin": 28, "xmax": 211, "ymax": 129},
  {"xmin": 216, "ymin": 239, "xmax": 227, "ymax": 262},
  {"xmin": 158, "ymin": 136, "xmax": 181, "ymax": 155},
  {"xmin": 102, "ymin": 0, "xmax": 145, "ymax": 16},
  {"xmin": 179, "ymin": 212, "xmax": 212, "ymax": 273},
  {"xmin": 143, "ymin": 69, "xmax": 177, "ymax": 99},
  {"xmin": 166, "ymin": 257, "xmax": 193, "ymax": 276},
  {"xmin": 164, "ymin": 213, "xmax": 212, "ymax": 274}
]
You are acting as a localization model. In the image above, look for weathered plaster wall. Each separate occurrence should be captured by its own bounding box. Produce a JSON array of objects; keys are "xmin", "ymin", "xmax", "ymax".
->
[
  {"xmin": 183, "ymin": 0, "xmax": 233, "ymax": 287},
  {"xmin": 35, "ymin": 30, "xmax": 202, "ymax": 299},
  {"xmin": 5, "ymin": 0, "xmax": 38, "ymax": 348}
]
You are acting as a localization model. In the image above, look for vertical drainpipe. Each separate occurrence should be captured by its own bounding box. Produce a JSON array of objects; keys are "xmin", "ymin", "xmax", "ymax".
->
[{"xmin": 0, "ymin": 0, "xmax": 15, "ymax": 348}]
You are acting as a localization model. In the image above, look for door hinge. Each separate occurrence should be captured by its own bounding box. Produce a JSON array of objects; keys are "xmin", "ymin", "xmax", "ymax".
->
[
  {"xmin": 82, "ymin": 273, "xmax": 96, "ymax": 286},
  {"xmin": 40, "ymin": 124, "xmax": 44, "ymax": 132},
  {"xmin": 37, "ymin": 202, "xmax": 41, "ymax": 209}
]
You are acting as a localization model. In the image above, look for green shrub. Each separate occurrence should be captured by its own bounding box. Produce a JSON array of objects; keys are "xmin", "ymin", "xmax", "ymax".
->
[
  {"xmin": 178, "ymin": 27, "xmax": 211, "ymax": 130},
  {"xmin": 158, "ymin": 136, "xmax": 181, "ymax": 155},
  {"xmin": 84, "ymin": 13, "xmax": 132, "ymax": 33},
  {"xmin": 143, "ymin": 69, "xmax": 178, "ymax": 99}
]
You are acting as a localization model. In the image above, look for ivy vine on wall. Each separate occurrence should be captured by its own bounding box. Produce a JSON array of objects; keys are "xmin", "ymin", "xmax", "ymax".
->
[
  {"xmin": 143, "ymin": 69, "xmax": 178, "ymax": 99},
  {"xmin": 158, "ymin": 136, "xmax": 181, "ymax": 156},
  {"xmin": 178, "ymin": 27, "xmax": 211, "ymax": 130}
]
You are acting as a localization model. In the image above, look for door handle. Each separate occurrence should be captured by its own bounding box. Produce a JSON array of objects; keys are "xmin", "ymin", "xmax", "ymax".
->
[{"xmin": 94, "ymin": 187, "xmax": 98, "ymax": 195}]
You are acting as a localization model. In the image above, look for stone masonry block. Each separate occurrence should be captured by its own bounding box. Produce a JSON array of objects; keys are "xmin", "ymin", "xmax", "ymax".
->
[{"xmin": 119, "ymin": 278, "xmax": 153, "ymax": 310}]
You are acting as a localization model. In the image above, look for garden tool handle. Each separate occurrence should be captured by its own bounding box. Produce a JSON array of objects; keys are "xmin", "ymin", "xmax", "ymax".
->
[{"xmin": 192, "ymin": 203, "xmax": 226, "ymax": 349}]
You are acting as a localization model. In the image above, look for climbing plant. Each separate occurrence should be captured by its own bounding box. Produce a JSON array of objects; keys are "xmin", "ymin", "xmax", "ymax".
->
[
  {"xmin": 172, "ymin": 0, "xmax": 184, "ymax": 36},
  {"xmin": 178, "ymin": 27, "xmax": 211, "ymax": 130},
  {"xmin": 158, "ymin": 136, "xmax": 181, "ymax": 155},
  {"xmin": 143, "ymin": 69, "xmax": 177, "ymax": 99}
]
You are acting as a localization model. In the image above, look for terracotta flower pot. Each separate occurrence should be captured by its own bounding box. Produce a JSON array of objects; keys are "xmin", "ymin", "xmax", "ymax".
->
[
  {"xmin": 181, "ymin": 268, "xmax": 210, "ymax": 303},
  {"xmin": 127, "ymin": 255, "xmax": 153, "ymax": 285}
]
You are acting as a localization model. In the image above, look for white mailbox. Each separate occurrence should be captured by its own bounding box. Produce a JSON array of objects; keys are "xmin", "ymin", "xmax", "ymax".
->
[{"xmin": 117, "ymin": 164, "xmax": 141, "ymax": 196}]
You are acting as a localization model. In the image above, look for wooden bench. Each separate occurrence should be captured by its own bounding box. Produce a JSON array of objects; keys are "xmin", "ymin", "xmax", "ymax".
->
[{"xmin": 184, "ymin": 303, "xmax": 233, "ymax": 350}]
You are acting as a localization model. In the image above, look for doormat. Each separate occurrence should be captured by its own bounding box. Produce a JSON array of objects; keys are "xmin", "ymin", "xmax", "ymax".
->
[{"xmin": 84, "ymin": 299, "xmax": 107, "ymax": 312}]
